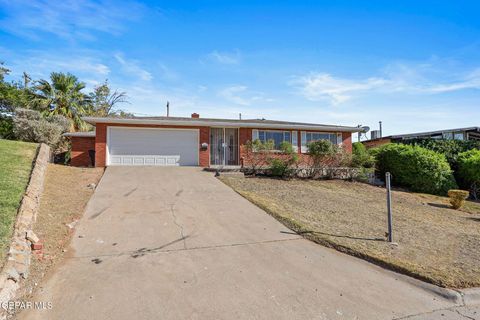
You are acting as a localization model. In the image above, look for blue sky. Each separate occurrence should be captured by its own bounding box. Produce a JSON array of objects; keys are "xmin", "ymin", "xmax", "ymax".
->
[{"xmin": 1, "ymin": 0, "xmax": 479, "ymax": 139}]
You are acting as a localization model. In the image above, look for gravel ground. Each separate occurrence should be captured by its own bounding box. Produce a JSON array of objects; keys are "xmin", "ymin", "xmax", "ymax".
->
[
  {"xmin": 219, "ymin": 176, "xmax": 480, "ymax": 289},
  {"xmin": 17, "ymin": 164, "xmax": 104, "ymax": 301}
]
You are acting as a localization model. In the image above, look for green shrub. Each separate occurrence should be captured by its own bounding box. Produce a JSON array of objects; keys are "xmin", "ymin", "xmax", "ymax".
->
[
  {"xmin": 402, "ymin": 139, "xmax": 480, "ymax": 170},
  {"xmin": 457, "ymin": 149, "xmax": 480, "ymax": 199},
  {"xmin": 269, "ymin": 158, "xmax": 290, "ymax": 177},
  {"xmin": 376, "ymin": 143, "xmax": 457, "ymax": 195},
  {"xmin": 279, "ymin": 140, "xmax": 294, "ymax": 154},
  {"xmin": 243, "ymin": 139, "xmax": 273, "ymax": 175},
  {"xmin": 268, "ymin": 141, "xmax": 298, "ymax": 177},
  {"xmin": 0, "ymin": 115, "xmax": 14, "ymax": 139},
  {"xmin": 352, "ymin": 142, "xmax": 375, "ymax": 168},
  {"xmin": 308, "ymin": 139, "xmax": 335, "ymax": 156},
  {"xmin": 447, "ymin": 189, "xmax": 470, "ymax": 209}
]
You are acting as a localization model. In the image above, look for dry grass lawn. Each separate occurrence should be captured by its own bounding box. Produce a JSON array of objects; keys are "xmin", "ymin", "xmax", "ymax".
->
[
  {"xmin": 219, "ymin": 176, "xmax": 480, "ymax": 289},
  {"xmin": 19, "ymin": 164, "xmax": 104, "ymax": 299}
]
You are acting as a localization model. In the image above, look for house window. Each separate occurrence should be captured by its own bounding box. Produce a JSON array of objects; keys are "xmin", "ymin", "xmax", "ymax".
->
[
  {"xmin": 442, "ymin": 132, "xmax": 454, "ymax": 140},
  {"xmin": 254, "ymin": 130, "xmax": 292, "ymax": 150},
  {"xmin": 305, "ymin": 132, "xmax": 338, "ymax": 145},
  {"xmin": 454, "ymin": 132, "xmax": 465, "ymax": 140},
  {"xmin": 301, "ymin": 131, "xmax": 339, "ymax": 153}
]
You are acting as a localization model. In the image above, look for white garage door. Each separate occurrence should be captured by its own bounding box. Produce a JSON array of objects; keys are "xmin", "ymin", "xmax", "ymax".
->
[{"xmin": 107, "ymin": 127, "xmax": 199, "ymax": 166}]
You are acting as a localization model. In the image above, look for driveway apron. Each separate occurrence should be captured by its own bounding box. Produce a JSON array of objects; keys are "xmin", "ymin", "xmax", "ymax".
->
[{"xmin": 19, "ymin": 167, "xmax": 457, "ymax": 320}]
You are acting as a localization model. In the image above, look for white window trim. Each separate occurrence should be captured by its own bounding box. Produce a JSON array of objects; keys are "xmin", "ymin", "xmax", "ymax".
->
[
  {"xmin": 292, "ymin": 130, "xmax": 298, "ymax": 152},
  {"xmin": 252, "ymin": 129, "xmax": 259, "ymax": 141},
  {"xmin": 301, "ymin": 131, "xmax": 307, "ymax": 154}
]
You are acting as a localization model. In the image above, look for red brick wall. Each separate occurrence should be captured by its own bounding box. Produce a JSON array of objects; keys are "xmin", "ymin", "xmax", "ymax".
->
[
  {"xmin": 94, "ymin": 123, "xmax": 210, "ymax": 167},
  {"xmin": 362, "ymin": 138, "xmax": 391, "ymax": 149},
  {"xmin": 71, "ymin": 136, "xmax": 95, "ymax": 167},
  {"xmin": 239, "ymin": 128, "xmax": 353, "ymax": 167},
  {"xmin": 90, "ymin": 124, "xmax": 354, "ymax": 168},
  {"xmin": 342, "ymin": 132, "xmax": 353, "ymax": 153}
]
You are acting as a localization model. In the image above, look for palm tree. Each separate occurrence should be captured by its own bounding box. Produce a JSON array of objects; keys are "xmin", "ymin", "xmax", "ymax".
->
[{"xmin": 32, "ymin": 72, "xmax": 91, "ymax": 131}]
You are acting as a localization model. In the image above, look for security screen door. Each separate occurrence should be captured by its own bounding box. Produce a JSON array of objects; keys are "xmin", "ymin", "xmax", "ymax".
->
[{"xmin": 210, "ymin": 128, "xmax": 239, "ymax": 166}]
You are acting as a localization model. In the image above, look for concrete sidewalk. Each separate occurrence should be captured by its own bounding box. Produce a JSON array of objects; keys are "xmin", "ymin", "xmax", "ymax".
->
[{"xmin": 19, "ymin": 167, "xmax": 464, "ymax": 320}]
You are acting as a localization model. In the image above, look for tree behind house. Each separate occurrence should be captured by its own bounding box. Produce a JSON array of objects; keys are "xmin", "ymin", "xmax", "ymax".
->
[
  {"xmin": 87, "ymin": 81, "xmax": 131, "ymax": 117},
  {"xmin": 32, "ymin": 72, "xmax": 91, "ymax": 131}
]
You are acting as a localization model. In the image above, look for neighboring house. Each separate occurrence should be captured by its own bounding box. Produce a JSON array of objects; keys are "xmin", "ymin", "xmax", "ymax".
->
[
  {"xmin": 65, "ymin": 113, "xmax": 361, "ymax": 167},
  {"xmin": 363, "ymin": 126, "xmax": 480, "ymax": 149}
]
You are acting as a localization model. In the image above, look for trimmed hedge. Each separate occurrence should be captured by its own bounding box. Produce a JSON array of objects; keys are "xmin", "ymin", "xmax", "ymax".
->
[
  {"xmin": 457, "ymin": 149, "xmax": 480, "ymax": 198},
  {"xmin": 402, "ymin": 139, "xmax": 480, "ymax": 170},
  {"xmin": 375, "ymin": 144, "xmax": 457, "ymax": 195}
]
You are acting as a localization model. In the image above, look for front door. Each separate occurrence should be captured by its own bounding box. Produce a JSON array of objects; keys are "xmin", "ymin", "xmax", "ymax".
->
[{"xmin": 210, "ymin": 128, "xmax": 239, "ymax": 166}]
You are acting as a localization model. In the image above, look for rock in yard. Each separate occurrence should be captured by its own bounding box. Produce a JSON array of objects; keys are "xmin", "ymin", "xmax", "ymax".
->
[
  {"xmin": 31, "ymin": 242, "xmax": 43, "ymax": 251},
  {"xmin": 7, "ymin": 268, "xmax": 20, "ymax": 282},
  {"xmin": 87, "ymin": 183, "xmax": 96, "ymax": 190},
  {"xmin": 66, "ymin": 220, "xmax": 78, "ymax": 229},
  {"xmin": 26, "ymin": 230, "xmax": 40, "ymax": 244}
]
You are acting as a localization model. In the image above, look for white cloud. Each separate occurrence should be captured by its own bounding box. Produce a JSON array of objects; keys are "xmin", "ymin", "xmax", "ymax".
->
[
  {"xmin": 206, "ymin": 50, "xmax": 241, "ymax": 64},
  {"xmin": 219, "ymin": 86, "xmax": 250, "ymax": 105},
  {"xmin": 292, "ymin": 62, "xmax": 480, "ymax": 104},
  {"xmin": 114, "ymin": 53, "xmax": 152, "ymax": 81},
  {"xmin": 218, "ymin": 85, "xmax": 274, "ymax": 106},
  {"xmin": 6, "ymin": 52, "xmax": 110, "ymax": 80},
  {"xmin": 0, "ymin": 0, "xmax": 143, "ymax": 40},
  {"xmin": 293, "ymin": 73, "xmax": 387, "ymax": 104}
]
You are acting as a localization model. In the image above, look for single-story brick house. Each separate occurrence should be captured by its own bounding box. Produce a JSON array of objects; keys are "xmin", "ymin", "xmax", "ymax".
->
[{"xmin": 65, "ymin": 114, "xmax": 362, "ymax": 168}]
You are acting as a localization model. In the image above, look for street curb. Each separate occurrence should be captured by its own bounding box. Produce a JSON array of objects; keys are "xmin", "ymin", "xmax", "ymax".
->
[
  {"xmin": 458, "ymin": 287, "xmax": 480, "ymax": 306},
  {"xmin": 391, "ymin": 271, "xmax": 463, "ymax": 305}
]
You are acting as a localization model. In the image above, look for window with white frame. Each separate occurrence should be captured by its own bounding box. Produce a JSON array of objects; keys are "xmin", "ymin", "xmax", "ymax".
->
[
  {"xmin": 301, "ymin": 131, "xmax": 340, "ymax": 153},
  {"xmin": 305, "ymin": 132, "xmax": 338, "ymax": 145},
  {"xmin": 252, "ymin": 130, "xmax": 292, "ymax": 150}
]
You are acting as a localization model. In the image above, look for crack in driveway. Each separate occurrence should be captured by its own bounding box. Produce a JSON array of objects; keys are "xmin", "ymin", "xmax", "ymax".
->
[
  {"xmin": 71, "ymin": 237, "xmax": 303, "ymax": 260},
  {"xmin": 169, "ymin": 203, "xmax": 187, "ymax": 249}
]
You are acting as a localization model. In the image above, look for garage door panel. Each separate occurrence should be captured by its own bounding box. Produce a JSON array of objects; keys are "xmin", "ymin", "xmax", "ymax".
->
[{"xmin": 107, "ymin": 127, "xmax": 198, "ymax": 166}]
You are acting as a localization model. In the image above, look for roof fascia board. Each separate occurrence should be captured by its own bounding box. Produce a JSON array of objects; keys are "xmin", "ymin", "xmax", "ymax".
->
[{"xmin": 82, "ymin": 117, "xmax": 362, "ymax": 132}]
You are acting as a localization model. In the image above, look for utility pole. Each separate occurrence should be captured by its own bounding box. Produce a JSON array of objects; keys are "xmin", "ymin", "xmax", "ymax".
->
[
  {"xmin": 379, "ymin": 121, "xmax": 383, "ymax": 138},
  {"xmin": 23, "ymin": 72, "xmax": 31, "ymax": 88},
  {"xmin": 166, "ymin": 101, "xmax": 170, "ymax": 117}
]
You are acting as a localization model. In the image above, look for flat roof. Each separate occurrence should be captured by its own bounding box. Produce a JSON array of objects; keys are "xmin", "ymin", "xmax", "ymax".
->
[
  {"xmin": 365, "ymin": 126, "xmax": 480, "ymax": 141},
  {"xmin": 63, "ymin": 131, "xmax": 96, "ymax": 138},
  {"xmin": 389, "ymin": 127, "xmax": 480, "ymax": 139},
  {"xmin": 81, "ymin": 116, "xmax": 362, "ymax": 132}
]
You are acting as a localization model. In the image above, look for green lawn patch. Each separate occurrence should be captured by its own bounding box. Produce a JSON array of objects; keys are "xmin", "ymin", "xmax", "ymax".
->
[{"xmin": 0, "ymin": 139, "xmax": 38, "ymax": 263}]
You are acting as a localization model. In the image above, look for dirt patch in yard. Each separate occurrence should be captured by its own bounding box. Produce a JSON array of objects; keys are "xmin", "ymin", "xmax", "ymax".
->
[
  {"xmin": 219, "ymin": 176, "xmax": 480, "ymax": 289},
  {"xmin": 18, "ymin": 164, "xmax": 104, "ymax": 300}
]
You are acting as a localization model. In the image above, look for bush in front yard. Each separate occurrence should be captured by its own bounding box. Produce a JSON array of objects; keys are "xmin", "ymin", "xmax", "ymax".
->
[
  {"xmin": 13, "ymin": 108, "xmax": 69, "ymax": 149},
  {"xmin": 457, "ymin": 149, "xmax": 480, "ymax": 199},
  {"xmin": 402, "ymin": 138, "xmax": 480, "ymax": 171},
  {"xmin": 447, "ymin": 189, "xmax": 470, "ymax": 209},
  {"xmin": 376, "ymin": 143, "xmax": 457, "ymax": 195},
  {"xmin": 268, "ymin": 141, "xmax": 298, "ymax": 177},
  {"xmin": 352, "ymin": 142, "xmax": 375, "ymax": 168},
  {"xmin": 242, "ymin": 139, "xmax": 274, "ymax": 174}
]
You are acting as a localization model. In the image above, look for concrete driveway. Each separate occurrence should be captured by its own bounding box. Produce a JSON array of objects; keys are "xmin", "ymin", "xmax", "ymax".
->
[{"xmin": 20, "ymin": 167, "xmax": 460, "ymax": 320}]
